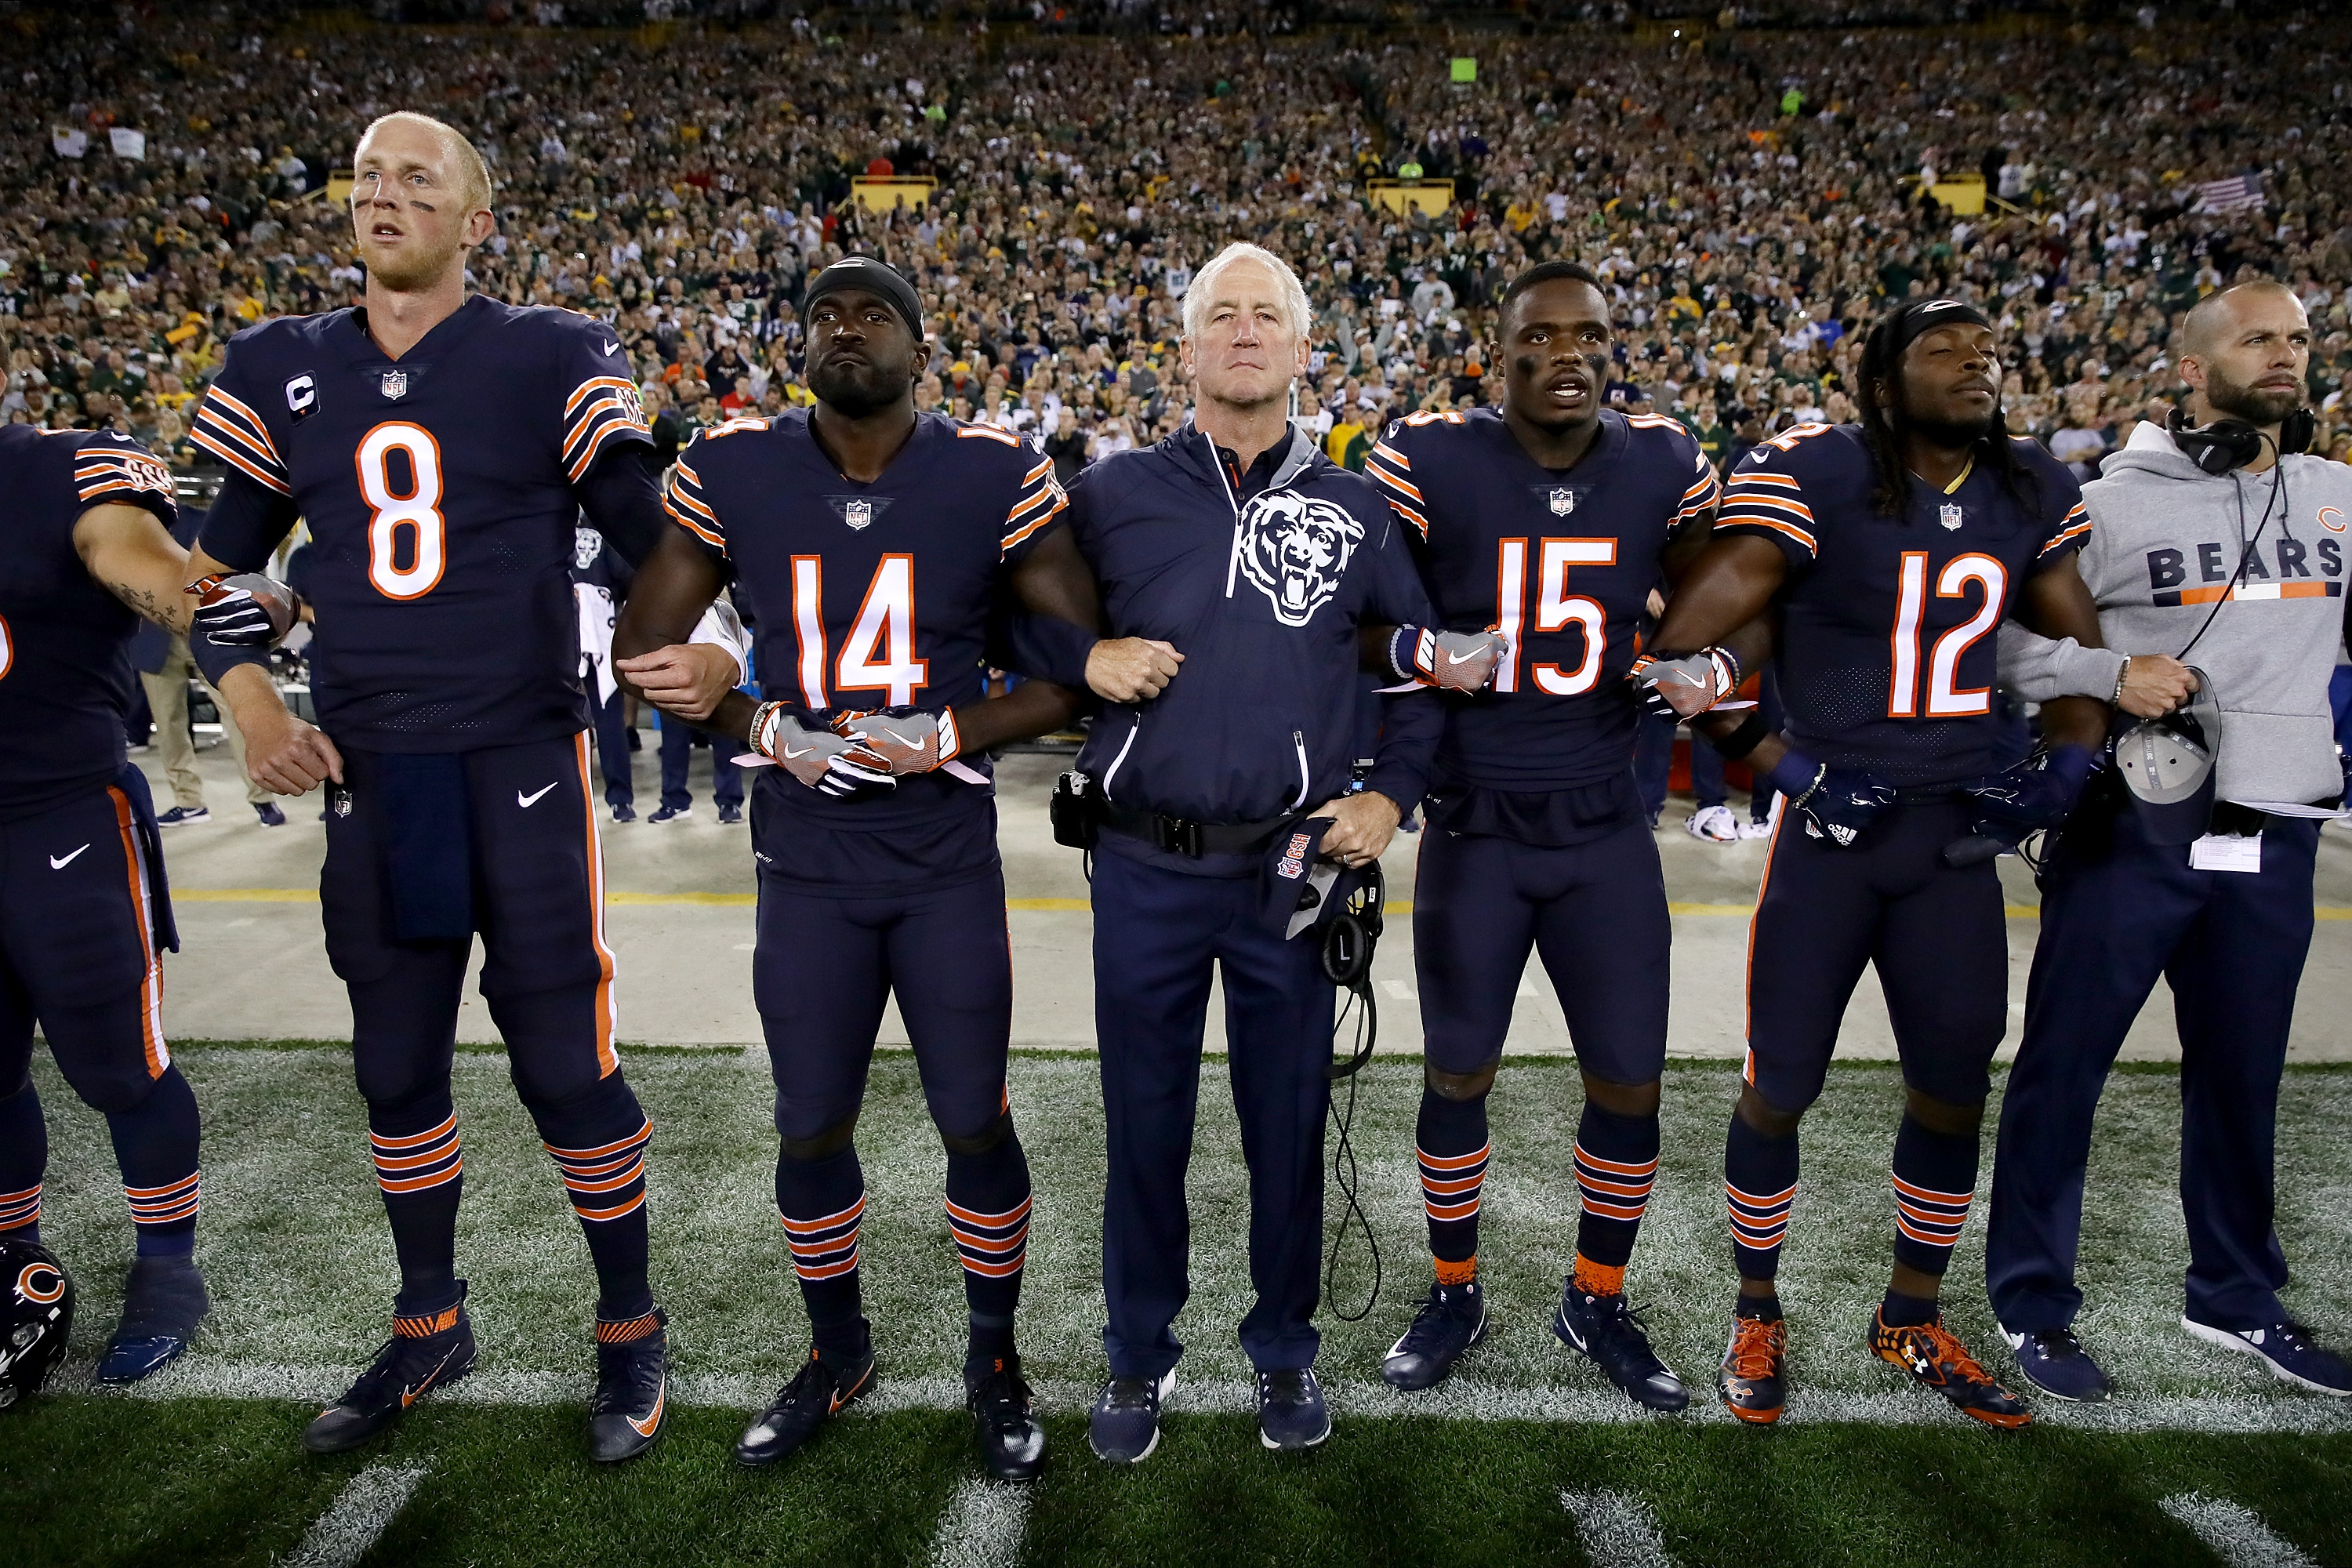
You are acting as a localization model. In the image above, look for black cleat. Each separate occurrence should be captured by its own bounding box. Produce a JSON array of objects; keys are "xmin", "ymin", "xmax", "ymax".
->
[
  {"xmin": 96, "ymin": 1254, "xmax": 209, "ymax": 1385},
  {"xmin": 1553, "ymin": 1282, "xmax": 1688, "ymax": 1411},
  {"xmin": 1381, "ymin": 1279, "xmax": 1487, "ymax": 1391},
  {"xmin": 966, "ymin": 1356, "xmax": 1046, "ymax": 1482},
  {"xmin": 303, "ymin": 1295, "xmax": 476, "ymax": 1454},
  {"xmin": 589, "ymin": 1310, "xmax": 668, "ymax": 1463},
  {"xmin": 735, "ymin": 1346, "xmax": 876, "ymax": 1467}
]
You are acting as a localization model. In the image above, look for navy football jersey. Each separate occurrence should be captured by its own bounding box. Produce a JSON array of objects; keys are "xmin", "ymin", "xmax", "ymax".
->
[
  {"xmin": 1364, "ymin": 408, "xmax": 1719, "ymax": 792},
  {"xmin": 662, "ymin": 409, "xmax": 1065, "ymax": 840},
  {"xmin": 191, "ymin": 296, "xmax": 652, "ymax": 751},
  {"xmin": 0, "ymin": 426, "xmax": 177, "ymax": 819},
  {"xmin": 1715, "ymin": 422, "xmax": 2089, "ymax": 787}
]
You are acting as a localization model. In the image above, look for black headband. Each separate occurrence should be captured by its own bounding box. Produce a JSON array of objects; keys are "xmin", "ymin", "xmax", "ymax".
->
[
  {"xmin": 1875, "ymin": 297, "xmax": 1993, "ymax": 363},
  {"xmin": 803, "ymin": 256, "xmax": 925, "ymax": 340}
]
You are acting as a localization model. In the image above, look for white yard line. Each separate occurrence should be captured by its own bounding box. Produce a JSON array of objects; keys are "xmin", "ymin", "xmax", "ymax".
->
[
  {"xmin": 926, "ymin": 1476, "xmax": 1033, "ymax": 1568},
  {"xmin": 278, "ymin": 1461, "xmax": 429, "ymax": 1568},
  {"xmin": 1560, "ymin": 1490, "xmax": 1677, "ymax": 1568},
  {"xmin": 2157, "ymin": 1492, "xmax": 2321, "ymax": 1568}
]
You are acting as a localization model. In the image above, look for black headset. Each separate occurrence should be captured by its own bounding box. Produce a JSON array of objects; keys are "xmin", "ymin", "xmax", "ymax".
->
[{"xmin": 2167, "ymin": 403, "xmax": 2315, "ymax": 476}]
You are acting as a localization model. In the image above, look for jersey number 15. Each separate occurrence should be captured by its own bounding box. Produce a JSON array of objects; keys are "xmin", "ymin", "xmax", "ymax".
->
[{"xmin": 1492, "ymin": 537, "xmax": 1616, "ymax": 695}]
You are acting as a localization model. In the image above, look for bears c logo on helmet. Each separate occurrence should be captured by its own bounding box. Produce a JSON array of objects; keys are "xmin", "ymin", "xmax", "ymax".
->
[{"xmin": 15, "ymin": 1261, "xmax": 65, "ymax": 1305}]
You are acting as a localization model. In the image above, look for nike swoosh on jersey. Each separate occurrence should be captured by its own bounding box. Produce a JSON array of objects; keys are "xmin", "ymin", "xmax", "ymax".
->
[
  {"xmin": 518, "ymin": 782, "xmax": 559, "ymax": 808},
  {"xmin": 602, "ymin": 341, "xmax": 620, "ymax": 356},
  {"xmin": 50, "ymin": 844, "xmax": 91, "ymax": 869}
]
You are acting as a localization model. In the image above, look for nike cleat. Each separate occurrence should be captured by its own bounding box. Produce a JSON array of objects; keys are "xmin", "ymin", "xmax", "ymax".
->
[
  {"xmin": 1718, "ymin": 1312, "xmax": 1788, "ymax": 1425},
  {"xmin": 648, "ymin": 804, "xmax": 691, "ymax": 824},
  {"xmin": 303, "ymin": 1295, "xmax": 477, "ymax": 1454},
  {"xmin": 2183, "ymin": 1313, "xmax": 2352, "ymax": 1396},
  {"xmin": 1381, "ymin": 1279, "xmax": 1486, "ymax": 1391},
  {"xmin": 2002, "ymin": 1325, "xmax": 2111, "ymax": 1403},
  {"xmin": 1256, "ymin": 1367, "xmax": 1331, "ymax": 1451},
  {"xmin": 1087, "ymin": 1368, "xmax": 1174, "ymax": 1465},
  {"xmin": 154, "ymin": 807, "xmax": 209, "ymax": 827},
  {"xmin": 588, "ymin": 1309, "xmax": 667, "ymax": 1463},
  {"xmin": 612, "ymin": 803, "xmax": 637, "ymax": 823},
  {"xmin": 1555, "ymin": 1282, "xmax": 1687, "ymax": 1411},
  {"xmin": 1871, "ymin": 1308, "xmax": 2032, "ymax": 1428},
  {"xmin": 735, "ymin": 1346, "xmax": 876, "ymax": 1467},
  {"xmin": 967, "ymin": 1355, "xmax": 1046, "ymax": 1482},
  {"xmin": 96, "ymin": 1253, "xmax": 210, "ymax": 1385}
]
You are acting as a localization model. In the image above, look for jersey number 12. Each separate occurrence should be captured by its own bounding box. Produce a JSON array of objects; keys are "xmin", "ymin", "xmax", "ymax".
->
[{"xmin": 1888, "ymin": 551, "xmax": 2005, "ymax": 717}]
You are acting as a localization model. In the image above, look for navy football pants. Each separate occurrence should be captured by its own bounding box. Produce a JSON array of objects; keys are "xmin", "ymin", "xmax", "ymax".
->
[
  {"xmin": 1091, "ymin": 845, "xmax": 1334, "ymax": 1377},
  {"xmin": 1744, "ymin": 797, "xmax": 2009, "ymax": 1113},
  {"xmin": 1413, "ymin": 817, "xmax": 1669, "ymax": 1084},
  {"xmin": 752, "ymin": 864, "xmax": 1013, "ymax": 1144},
  {"xmin": 1987, "ymin": 808, "xmax": 2320, "ymax": 1333}
]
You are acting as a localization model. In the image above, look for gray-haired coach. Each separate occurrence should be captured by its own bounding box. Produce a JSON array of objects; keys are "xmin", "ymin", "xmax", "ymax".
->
[
  {"xmin": 1018, "ymin": 242, "xmax": 1443, "ymax": 1461},
  {"xmin": 1988, "ymin": 280, "xmax": 2352, "ymax": 1405}
]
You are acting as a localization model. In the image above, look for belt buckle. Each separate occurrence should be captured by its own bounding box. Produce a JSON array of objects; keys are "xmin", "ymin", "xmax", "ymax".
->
[{"xmin": 1153, "ymin": 815, "xmax": 1203, "ymax": 858}]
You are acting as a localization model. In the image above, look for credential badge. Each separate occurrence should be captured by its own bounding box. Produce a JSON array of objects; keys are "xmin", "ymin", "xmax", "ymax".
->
[
  {"xmin": 1939, "ymin": 502, "xmax": 1963, "ymax": 532},
  {"xmin": 844, "ymin": 499, "xmax": 873, "ymax": 531},
  {"xmin": 380, "ymin": 370, "xmax": 408, "ymax": 401},
  {"xmin": 1549, "ymin": 487, "xmax": 1576, "ymax": 516}
]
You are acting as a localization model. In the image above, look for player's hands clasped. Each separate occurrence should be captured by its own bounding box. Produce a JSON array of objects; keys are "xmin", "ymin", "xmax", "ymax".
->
[
  {"xmin": 832, "ymin": 707, "xmax": 960, "ymax": 777},
  {"xmin": 749, "ymin": 701, "xmax": 895, "ymax": 799},
  {"xmin": 188, "ymin": 572, "xmax": 299, "ymax": 648},
  {"xmin": 1766, "ymin": 750, "xmax": 1896, "ymax": 849},
  {"xmin": 1087, "ymin": 637, "xmax": 1183, "ymax": 702},
  {"xmin": 1629, "ymin": 647, "xmax": 1740, "ymax": 720},
  {"xmin": 617, "ymin": 642, "xmax": 741, "ymax": 723},
  {"xmin": 1403, "ymin": 625, "xmax": 1509, "ymax": 692},
  {"xmin": 1963, "ymin": 744, "xmax": 2096, "ymax": 839}
]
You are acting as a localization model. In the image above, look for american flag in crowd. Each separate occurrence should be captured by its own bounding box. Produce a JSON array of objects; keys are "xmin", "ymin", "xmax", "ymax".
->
[{"xmin": 2193, "ymin": 172, "xmax": 2266, "ymax": 215}]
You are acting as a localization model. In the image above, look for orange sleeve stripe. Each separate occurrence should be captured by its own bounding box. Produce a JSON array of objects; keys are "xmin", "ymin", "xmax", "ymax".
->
[
  {"xmin": 1717, "ymin": 514, "xmax": 1817, "ymax": 552},
  {"xmin": 665, "ymin": 481, "xmax": 720, "ymax": 524},
  {"xmin": 1368, "ymin": 464, "xmax": 1423, "ymax": 503},
  {"xmin": 563, "ymin": 376, "xmax": 639, "ymax": 416},
  {"xmin": 667, "ymin": 506, "xmax": 726, "ymax": 551},
  {"xmin": 1726, "ymin": 470, "xmax": 1802, "ymax": 490},
  {"xmin": 188, "ymin": 426, "xmax": 293, "ymax": 495},
  {"xmin": 1005, "ymin": 482, "xmax": 1062, "ymax": 524},
  {"xmin": 193, "ymin": 405, "xmax": 285, "ymax": 470},
  {"xmin": 1386, "ymin": 497, "xmax": 1430, "ymax": 539},
  {"xmin": 2039, "ymin": 519, "xmax": 2093, "ymax": 554},
  {"xmin": 1022, "ymin": 458, "xmax": 1054, "ymax": 485},
  {"xmin": 1000, "ymin": 492, "xmax": 1067, "ymax": 554},
  {"xmin": 1370, "ymin": 440, "xmax": 1411, "ymax": 470},
  {"xmin": 202, "ymin": 387, "xmax": 282, "ymax": 460},
  {"xmin": 1719, "ymin": 492, "xmax": 1816, "ymax": 522}
]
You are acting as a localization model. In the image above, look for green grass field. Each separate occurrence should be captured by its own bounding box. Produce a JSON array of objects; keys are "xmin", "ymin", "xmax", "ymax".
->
[{"xmin": 6, "ymin": 1044, "xmax": 2352, "ymax": 1566}]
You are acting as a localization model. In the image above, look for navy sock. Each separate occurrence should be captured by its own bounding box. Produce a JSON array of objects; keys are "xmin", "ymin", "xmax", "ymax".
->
[
  {"xmin": 1725, "ymin": 1111, "xmax": 1798, "ymax": 1284},
  {"xmin": 368, "ymin": 1089, "xmax": 465, "ymax": 1318},
  {"xmin": 946, "ymin": 1124, "xmax": 1031, "ymax": 1368},
  {"xmin": 534, "ymin": 1075, "xmax": 655, "ymax": 1323},
  {"xmin": 1880, "ymin": 1287, "xmax": 1940, "ymax": 1328},
  {"xmin": 1415, "ymin": 1085, "xmax": 1490, "ymax": 1279},
  {"xmin": 1889, "ymin": 1111, "xmax": 1978, "ymax": 1279},
  {"xmin": 1572, "ymin": 1101, "xmax": 1658, "ymax": 1276},
  {"xmin": 777, "ymin": 1143, "xmax": 869, "ymax": 1359},
  {"xmin": 0, "ymin": 1080, "xmax": 45, "ymax": 1244},
  {"xmin": 107, "ymin": 1065, "xmax": 201, "ymax": 1259}
]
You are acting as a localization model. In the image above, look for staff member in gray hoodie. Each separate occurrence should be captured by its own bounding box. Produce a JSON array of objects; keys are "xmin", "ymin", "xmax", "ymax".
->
[{"xmin": 1986, "ymin": 280, "xmax": 2352, "ymax": 1405}]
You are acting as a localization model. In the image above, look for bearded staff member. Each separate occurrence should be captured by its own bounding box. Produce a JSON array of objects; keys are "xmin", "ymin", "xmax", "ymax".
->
[
  {"xmin": 1987, "ymin": 279, "xmax": 2352, "ymax": 1403},
  {"xmin": 1022, "ymin": 242, "xmax": 1444, "ymax": 1461}
]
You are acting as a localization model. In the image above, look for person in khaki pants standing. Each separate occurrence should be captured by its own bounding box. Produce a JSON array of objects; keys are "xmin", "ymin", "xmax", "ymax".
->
[{"xmin": 134, "ymin": 533, "xmax": 283, "ymax": 827}]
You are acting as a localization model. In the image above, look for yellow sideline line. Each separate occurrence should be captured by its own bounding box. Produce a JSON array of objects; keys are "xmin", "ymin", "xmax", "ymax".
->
[{"xmin": 158, "ymin": 889, "xmax": 2352, "ymax": 920}]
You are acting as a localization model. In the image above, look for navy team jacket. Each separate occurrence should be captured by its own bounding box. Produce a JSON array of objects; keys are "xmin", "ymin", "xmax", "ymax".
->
[{"xmin": 1047, "ymin": 419, "xmax": 1441, "ymax": 875}]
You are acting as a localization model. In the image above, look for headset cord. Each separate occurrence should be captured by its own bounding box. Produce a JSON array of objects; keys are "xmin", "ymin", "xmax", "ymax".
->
[
  {"xmin": 2176, "ymin": 435, "xmax": 2286, "ymax": 666},
  {"xmin": 1321, "ymin": 975, "xmax": 1382, "ymax": 1324}
]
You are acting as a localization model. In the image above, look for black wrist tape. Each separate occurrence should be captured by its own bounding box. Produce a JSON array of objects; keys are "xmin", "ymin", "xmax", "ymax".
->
[{"xmin": 1708, "ymin": 712, "xmax": 1771, "ymax": 761}]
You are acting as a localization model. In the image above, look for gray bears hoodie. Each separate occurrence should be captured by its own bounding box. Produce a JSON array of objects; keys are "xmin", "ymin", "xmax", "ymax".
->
[{"xmin": 1998, "ymin": 419, "xmax": 2352, "ymax": 806}]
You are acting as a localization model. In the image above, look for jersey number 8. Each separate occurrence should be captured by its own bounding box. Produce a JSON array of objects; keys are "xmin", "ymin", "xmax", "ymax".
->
[{"xmin": 356, "ymin": 422, "xmax": 447, "ymax": 601}]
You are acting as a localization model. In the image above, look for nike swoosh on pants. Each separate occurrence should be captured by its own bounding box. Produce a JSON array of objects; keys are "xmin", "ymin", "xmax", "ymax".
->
[
  {"xmin": 518, "ymin": 782, "xmax": 558, "ymax": 808},
  {"xmin": 50, "ymin": 844, "xmax": 91, "ymax": 869}
]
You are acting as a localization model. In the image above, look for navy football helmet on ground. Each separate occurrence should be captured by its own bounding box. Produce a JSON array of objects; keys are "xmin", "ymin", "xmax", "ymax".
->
[{"xmin": 0, "ymin": 1236, "xmax": 74, "ymax": 1410}]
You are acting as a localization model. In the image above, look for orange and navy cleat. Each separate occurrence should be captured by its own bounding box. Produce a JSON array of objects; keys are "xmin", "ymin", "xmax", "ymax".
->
[
  {"xmin": 589, "ymin": 1308, "xmax": 668, "ymax": 1464},
  {"xmin": 1717, "ymin": 1312, "xmax": 1788, "ymax": 1425},
  {"xmin": 1870, "ymin": 1308, "xmax": 2032, "ymax": 1428},
  {"xmin": 735, "ymin": 1344, "xmax": 877, "ymax": 1467},
  {"xmin": 303, "ymin": 1290, "xmax": 477, "ymax": 1454}
]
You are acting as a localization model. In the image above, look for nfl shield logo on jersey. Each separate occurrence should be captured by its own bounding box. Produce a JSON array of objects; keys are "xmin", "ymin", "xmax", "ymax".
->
[
  {"xmin": 1549, "ymin": 487, "xmax": 1576, "ymax": 516},
  {"xmin": 845, "ymin": 499, "xmax": 873, "ymax": 531},
  {"xmin": 380, "ymin": 371, "xmax": 409, "ymax": 401},
  {"xmin": 1940, "ymin": 502, "xmax": 1963, "ymax": 531}
]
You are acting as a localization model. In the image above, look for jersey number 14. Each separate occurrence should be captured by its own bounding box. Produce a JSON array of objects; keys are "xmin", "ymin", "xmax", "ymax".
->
[{"xmin": 789, "ymin": 554, "xmax": 928, "ymax": 709}]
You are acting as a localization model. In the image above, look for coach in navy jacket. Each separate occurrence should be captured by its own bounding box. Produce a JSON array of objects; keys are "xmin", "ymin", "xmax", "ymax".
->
[{"xmin": 1042, "ymin": 243, "xmax": 1440, "ymax": 1459}]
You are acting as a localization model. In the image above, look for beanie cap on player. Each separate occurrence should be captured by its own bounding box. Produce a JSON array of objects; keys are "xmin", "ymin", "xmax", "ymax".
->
[
  {"xmin": 804, "ymin": 256, "xmax": 925, "ymax": 341},
  {"xmin": 1871, "ymin": 296, "xmax": 1993, "ymax": 364}
]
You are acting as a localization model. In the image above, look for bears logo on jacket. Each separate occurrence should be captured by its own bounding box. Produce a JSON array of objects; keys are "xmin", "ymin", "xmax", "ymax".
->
[{"xmin": 1237, "ymin": 490, "xmax": 1363, "ymax": 627}]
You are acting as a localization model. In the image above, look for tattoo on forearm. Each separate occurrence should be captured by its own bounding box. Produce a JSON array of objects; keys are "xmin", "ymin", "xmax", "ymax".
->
[{"xmin": 107, "ymin": 579, "xmax": 190, "ymax": 633}]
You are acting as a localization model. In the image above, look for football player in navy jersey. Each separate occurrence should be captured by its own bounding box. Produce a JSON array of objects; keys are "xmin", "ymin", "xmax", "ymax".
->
[
  {"xmin": 180, "ymin": 112, "xmax": 677, "ymax": 1462},
  {"xmin": 0, "ymin": 394, "xmax": 310, "ymax": 1386},
  {"xmin": 1358, "ymin": 262, "xmax": 1762, "ymax": 1410},
  {"xmin": 1643, "ymin": 297, "xmax": 2118, "ymax": 1427},
  {"xmin": 612, "ymin": 256, "xmax": 1112, "ymax": 1482}
]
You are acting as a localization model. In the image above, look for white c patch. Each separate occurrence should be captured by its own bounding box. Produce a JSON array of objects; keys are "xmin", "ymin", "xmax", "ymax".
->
[{"xmin": 1236, "ymin": 490, "xmax": 1363, "ymax": 628}]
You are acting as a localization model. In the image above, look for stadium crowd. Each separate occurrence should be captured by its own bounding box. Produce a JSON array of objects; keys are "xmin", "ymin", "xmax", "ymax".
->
[{"xmin": 5, "ymin": 2, "xmax": 2352, "ymax": 481}]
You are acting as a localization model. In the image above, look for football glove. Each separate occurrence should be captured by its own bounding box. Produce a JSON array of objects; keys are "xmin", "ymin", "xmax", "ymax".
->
[
  {"xmin": 1628, "ymin": 646, "xmax": 1741, "ymax": 720},
  {"xmin": 1961, "ymin": 744, "xmax": 2096, "ymax": 840},
  {"xmin": 832, "ymin": 706, "xmax": 960, "ymax": 777},
  {"xmin": 1766, "ymin": 749, "xmax": 1896, "ymax": 849},
  {"xmin": 187, "ymin": 572, "xmax": 300, "ymax": 648},
  {"xmin": 749, "ymin": 701, "xmax": 895, "ymax": 799},
  {"xmin": 1393, "ymin": 625, "xmax": 1509, "ymax": 693}
]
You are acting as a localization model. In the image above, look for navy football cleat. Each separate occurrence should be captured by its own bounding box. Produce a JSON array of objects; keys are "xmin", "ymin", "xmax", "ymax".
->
[
  {"xmin": 2002, "ymin": 1325, "xmax": 2111, "ymax": 1403},
  {"xmin": 588, "ymin": 1309, "xmax": 667, "ymax": 1463},
  {"xmin": 1554, "ymin": 1282, "xmax": 1688, "ymax": 1411},
  {"xmin": 1381, "ymin": 1279, "xmax": 1486, "ymax": 1390},
  {"xmin": 735, "ymin": 1345, "xmax": 876, "ymax": 1467},
  {"xmin": 967, "ymin": 1355, "xmax": 1046, "ymax": 1482},
  {"xmin": 303, "ymin": 1295, "xmax": 477, "ymax": 1454},
  {"xmin": 1718, "ymin": 1311, "xmax": 1788, "ymax": 1425},
  {"xmin": 1087, "ymin": 1368, "xmax": 1174, "ymax": 1465},
  {"xmin": 2183, "ymin": 1313, "xmax": 2352, "ymax": 1396},
  {"xmin": 95, "ymin": 1254, "xmax": 209, "ymax": 1385},
  {"xmin": 1256, "ymin": 1367, "xmax": 1331, "ymax": 1450}
]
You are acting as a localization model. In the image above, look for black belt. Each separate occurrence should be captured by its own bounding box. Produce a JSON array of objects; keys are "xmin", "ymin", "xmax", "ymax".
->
[{"xmin": 1099, "ymin": 803, "xmax": 1300, "ymax": 858}]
